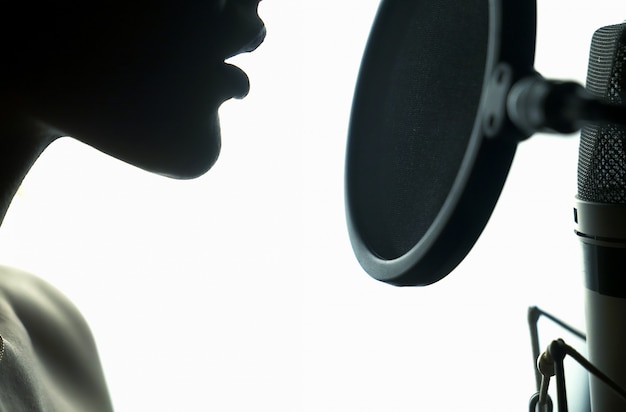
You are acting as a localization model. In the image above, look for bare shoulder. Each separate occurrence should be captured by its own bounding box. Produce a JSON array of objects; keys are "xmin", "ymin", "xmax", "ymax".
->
[{"xmin": 0, "ymin": 266, "xmax": 113, "ymax": 412}]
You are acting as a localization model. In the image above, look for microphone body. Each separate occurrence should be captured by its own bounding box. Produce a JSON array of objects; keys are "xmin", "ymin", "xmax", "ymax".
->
[
  {"xmin": 576, "ymin": 202, "xmax": 626, "ymax": 411},
  {"xmin": 576, "ymin": 22, "xmax": 626, "ymax": 411}
]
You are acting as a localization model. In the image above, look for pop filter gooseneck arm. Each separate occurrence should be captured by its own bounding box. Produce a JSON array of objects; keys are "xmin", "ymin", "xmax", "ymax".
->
[{"xmin": 506, "ymin": 75, "xmax": 626, "ymax": 136}]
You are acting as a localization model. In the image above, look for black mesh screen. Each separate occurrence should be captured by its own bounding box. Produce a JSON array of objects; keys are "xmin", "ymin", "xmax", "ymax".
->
[
  {"xmin": 578, "ymin": 23, "xmax": 626, "ymax": 203},
  {"xmin": 347, "ymin": 0, "xmax": 489, "ymax": 260}
]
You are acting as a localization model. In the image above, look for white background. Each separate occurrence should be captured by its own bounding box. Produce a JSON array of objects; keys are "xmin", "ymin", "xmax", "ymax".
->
[{"xmin": 1, "ymin": 1, "xmax": 625, "ymax": 410}]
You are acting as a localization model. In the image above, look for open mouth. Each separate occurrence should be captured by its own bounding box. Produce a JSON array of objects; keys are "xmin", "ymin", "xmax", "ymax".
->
[{"xmin": 220, "ymin": 24, "xmax": 266, "ymax": 100}]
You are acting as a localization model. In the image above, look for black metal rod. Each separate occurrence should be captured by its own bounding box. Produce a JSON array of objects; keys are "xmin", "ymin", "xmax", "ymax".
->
[
  {"xmin": 584, "ymin": 99, "xmax": 626, "ymax": 126},
  {"xmin": 507, "ymin": 75, "xmax": 626, "ymax": 135},
  {"xmin": 527, "ymin": 307, "xmax": 586, "ymax": 391},
  {"xmin": 553, "ymin": 343, "xmax": 569, "ymax": 412},
  {"xmin": 565, "ymin": 344, "xmax": 626, "ymax": 402}
]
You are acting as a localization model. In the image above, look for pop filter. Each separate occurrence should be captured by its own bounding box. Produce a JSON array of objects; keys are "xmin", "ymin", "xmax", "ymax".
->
[{"xmin": 345, "ymin": 0, "xmax": 537, "ymax": 286}]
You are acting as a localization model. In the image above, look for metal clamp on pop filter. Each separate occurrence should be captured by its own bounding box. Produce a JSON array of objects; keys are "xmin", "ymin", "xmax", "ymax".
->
[{"xmin": 345, "ymin": 0, "xmax": 626, "ymax": 286}]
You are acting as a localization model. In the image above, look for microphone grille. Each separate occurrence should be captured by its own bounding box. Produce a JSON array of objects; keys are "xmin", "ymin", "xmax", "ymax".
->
[{"xmin": 577, "ymin": 23, "xmax": 626, "ymax": 203}]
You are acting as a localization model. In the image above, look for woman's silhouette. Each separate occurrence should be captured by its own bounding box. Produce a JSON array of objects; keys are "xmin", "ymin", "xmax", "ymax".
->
[{"xmin": 0, "ymin": 1, "xmax": 265, "ymax": 410}]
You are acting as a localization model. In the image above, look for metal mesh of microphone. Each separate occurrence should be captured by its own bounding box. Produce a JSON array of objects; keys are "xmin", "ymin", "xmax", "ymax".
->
[
  {"xmin": 347, "ymin": 0, "xmax": 489, "ymax": 260},
  {"xmin": 578, "ymin": 23, "xmax": 626, "ymax": 203}
]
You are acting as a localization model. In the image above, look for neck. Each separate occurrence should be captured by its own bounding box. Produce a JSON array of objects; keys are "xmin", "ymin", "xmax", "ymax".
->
[{"xmin": 0, "ymin": 114, "xmax": 58, "ymax": 226}]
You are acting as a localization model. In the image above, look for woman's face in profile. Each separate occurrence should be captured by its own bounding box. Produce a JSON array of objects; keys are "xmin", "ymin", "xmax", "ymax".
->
[{"xmin": 9, "ymin": 1, "xmax": 266, "ymax": 178}]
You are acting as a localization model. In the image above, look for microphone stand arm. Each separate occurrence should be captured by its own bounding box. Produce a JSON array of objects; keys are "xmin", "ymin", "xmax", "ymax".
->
[{"xmin": 527, "ymin": 306, "xmax": 586, "ymax": 391}]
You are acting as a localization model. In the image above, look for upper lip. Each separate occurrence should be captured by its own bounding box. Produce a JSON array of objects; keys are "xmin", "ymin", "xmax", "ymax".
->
[
  {"xmin": 243, "ymin": 25, "xmax": 267, "ymax": 54},
  {"xmin": 226, "ymin": 25, "xmax": 267, "ymax": 59}
]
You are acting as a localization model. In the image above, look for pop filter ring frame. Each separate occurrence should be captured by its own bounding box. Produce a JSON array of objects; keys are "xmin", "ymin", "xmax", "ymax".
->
[{"xmin": 345, "ymin": 0, "xmax": 537, "ymax": 286}]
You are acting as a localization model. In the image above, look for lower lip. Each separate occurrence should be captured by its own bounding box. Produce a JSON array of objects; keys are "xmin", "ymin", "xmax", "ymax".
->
[{"xmin": 220, "ymin": 63, "xmax": 250, "ymax": 100}]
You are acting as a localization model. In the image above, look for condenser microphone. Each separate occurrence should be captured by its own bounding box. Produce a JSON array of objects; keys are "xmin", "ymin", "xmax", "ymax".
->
[{"xmin": 575, "ymin": 22, "xmax": 626, "ymax": 412}]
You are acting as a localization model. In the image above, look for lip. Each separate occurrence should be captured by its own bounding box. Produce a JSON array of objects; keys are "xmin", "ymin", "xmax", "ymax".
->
[
  {"xmin": 227, "ymin": 25, "xmax": 267, "ymax": 59},
  {"xmin": 219, "ymin": 24, "xmax": 266, "ymax": 100},
  {"xmin": 219, "ymin": 62, "xmax": 251, "ymax": 100}
]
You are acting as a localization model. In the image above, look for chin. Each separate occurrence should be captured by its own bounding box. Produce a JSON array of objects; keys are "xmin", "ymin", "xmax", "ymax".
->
[
  {"xmin": 132, "ymin": 120, "xmax": 223, "ymax": 180},
  {"xmin": 22, "ymin": 79, "xmax": 228, "ymax": 180},
  {"xmin": 158, "ymin": 141, "xmax": 222, "ymax": 180},
  {"xmin": 71, "ymin": 110, "xmax": 225, "ymax": 180}
]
